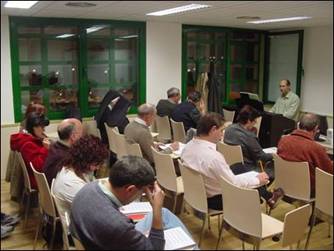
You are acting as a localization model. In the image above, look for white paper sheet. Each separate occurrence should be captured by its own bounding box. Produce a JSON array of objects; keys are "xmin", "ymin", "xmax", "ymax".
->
[
  {"xmin": 164, "ymin": 227, "xmax": 196, "ymax": 250},
  {"xmin": 119, "ymin": 202, "xmax": 152, "ymax": 215}
]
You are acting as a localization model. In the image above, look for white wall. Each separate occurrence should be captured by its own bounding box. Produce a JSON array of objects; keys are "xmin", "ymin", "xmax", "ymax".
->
[
  {"xmin": 146, "ymin": 21, "xmax": 182, "ymax": 105},
  {"xmin": 1, "ymin": 15, "xmax": 15, "ymax": 124},
  {"xmin": 301, "ymin": 26, "xmax": 333, "ymax": 116}
]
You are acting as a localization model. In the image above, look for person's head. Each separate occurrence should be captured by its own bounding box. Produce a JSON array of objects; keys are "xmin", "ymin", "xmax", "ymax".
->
[
  {"xmin": 167, "ymin": 87, "xmax": 181, "ymax": 104},
  {"xmin": 187, "ymin": 91, "xmax": 202, "ymax": 104},
  {"xmin": 109, "ymin": 156, "xmax": 156, "ymax": 204},
  {"xmin": 236, "ymin": 105, "xmax": 260, "ymax": 131},
  {"xmin": 57, "ymin": 118, "xmax": 83, "ymax": 145},
  {"xmin": 25, "ymin": 102, "xmax": 46, "ymax": 118},
  {"xmin": 137, "ymin": 103, "xmax": 156, "ymax": 126},
  {"xmin": 197, "ymin": 112, "xmax": 225, "ymax": 144},
  {"xmin": 64, "ymin": 135, "xmax": 109, "ymax": 177},
  {"xmin": 25, "ymin": 112, "xmax": 50, "ymax": 139},
  {"xmin": 298, "ymin": 113, "xmax": 319, "ymax": 136},
  {"xmin": 279, "ymin": 79, "xmax": 291, "ymax": 96}
]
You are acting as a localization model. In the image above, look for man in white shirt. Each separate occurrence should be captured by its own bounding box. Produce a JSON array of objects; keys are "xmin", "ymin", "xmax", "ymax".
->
[{"xmin": 181, "ymin": 112, "xmax": 284, "ymax": 210}]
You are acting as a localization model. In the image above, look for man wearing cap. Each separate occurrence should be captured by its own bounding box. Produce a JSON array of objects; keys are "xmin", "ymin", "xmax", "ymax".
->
[{"xmin": 10, "ymin": 112, "xmax": 51, "ymax": 190}]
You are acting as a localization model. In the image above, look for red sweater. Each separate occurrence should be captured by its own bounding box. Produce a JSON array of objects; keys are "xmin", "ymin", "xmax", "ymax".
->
[
  {"xmin": 10, "ymin": 133, "xmax": 48, "ymax": 190},
  {"xmin": 277, "ymin": 129, "xmax": 333, "ymax": 196}
]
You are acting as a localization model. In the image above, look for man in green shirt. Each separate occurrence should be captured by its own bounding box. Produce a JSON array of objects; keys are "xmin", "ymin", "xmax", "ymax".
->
[{"xmin": 270, "ymin": 79, "xmax": 300, "ymax": 121}]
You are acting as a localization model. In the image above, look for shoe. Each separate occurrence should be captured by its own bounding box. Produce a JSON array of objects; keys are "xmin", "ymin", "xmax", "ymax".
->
[
  {"xmin": 1, "ymin": 225, "xmax": 14, "ymax": 239},
  {"xmin": 267, "ymin": 188, "xmax": 284, "ymax": 209},
  {"xmin": 1, "ymin": 214, "xmax": 20, "ymax": 226}
]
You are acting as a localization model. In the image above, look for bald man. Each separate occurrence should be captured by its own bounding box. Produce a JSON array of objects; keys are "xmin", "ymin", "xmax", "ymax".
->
[
  {"xmin": 43, "ymin": 118, "xmax": 83, "ymax": 187},
  {"xmin": 277, "ymin": 113, "xmax": 333, "ymax": 197}
]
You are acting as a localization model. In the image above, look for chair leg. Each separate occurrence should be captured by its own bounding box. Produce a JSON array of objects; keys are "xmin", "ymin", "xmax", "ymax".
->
[
  {"xmin": 208, "ymin": 215, "xmax": 211, "ymax": 230},
  {"xmin": 242, "ymin": 241, "xmax": 245, "ymax": 250},
  {"xmin": 328, "ymin": 222, "xmax": 331, "ymax": 238},
  {"xmin": 49, "ymin": 218, "xmax": 57, "ymax": 250},
  {"xmin": 198, "ymin": 216, "xmax": 207, "ymax": 247},
  {"xmin": 24, "ymin": 193, "xmax": 31, "ymax": 227},
  {"xmin": 172, "ymin": 194, "xmax": 177, "ymax": 214},
  {"xmin": 215, "ymin": 217, "xmax": 224, "ymax": 250},
  {"xmin": 305, "ymin": 206, "xmax": 317, "ymax": 250},
  {"xmin": 33, "ymin": 213, "xmax": 43, "ymax": 250}
]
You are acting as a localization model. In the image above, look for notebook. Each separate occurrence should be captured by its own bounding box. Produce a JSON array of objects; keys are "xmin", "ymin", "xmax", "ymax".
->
[
  {"xmin": 164, "ymin": 227, "xmax": 196, "ymax": 250},
  {"xmin": 235, "ymin": 171, "xmax": 268, "ymax": 188},
  {"xmin": 159, "ymin": 142, "xmax": 186, "ymax": 156},
  {"xmin": 119, "ymin": 202, "xmax": 152, "ymax": 215},
  {"xmin": 263, "ymin": 147, "xmax": 277, "ymax": 154}
]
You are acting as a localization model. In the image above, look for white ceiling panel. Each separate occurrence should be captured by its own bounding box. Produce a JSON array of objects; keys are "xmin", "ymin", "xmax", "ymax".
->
[{"xmin": 1, "ymin": 1, "xmax": 332, "ymax": 30}]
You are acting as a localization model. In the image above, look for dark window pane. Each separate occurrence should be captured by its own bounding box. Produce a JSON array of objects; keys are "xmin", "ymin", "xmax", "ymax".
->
[
  {"xmin": 49, "ymin": 87, "xmax": 78, "ymax": 111},
  {"xmin": 87, "ymin": 39, "xmax": 109, "ymax": 61},
  {"xmin": 20, "ymin": 65, "xmax": 42, "ymax": 87},
  {"xmin": 48, "ymin": 65, "xmax": 78, "ymax": 85},
  {"xmin": 19, "ymin": 38, "xmax": 41, "ymax": 62},
  {"xmin": 47, "ymin": 40, "xmax": 78, "ymax": 62},
  {"xmin": 114, "ymin": 38, "xmax": 138, "ymax": 61},
  {"xmin": 87, "ymin": 64, "xmax": 109, "ymax": 85}
]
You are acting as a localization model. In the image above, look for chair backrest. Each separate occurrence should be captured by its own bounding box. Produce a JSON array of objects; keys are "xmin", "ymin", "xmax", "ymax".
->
[
  {"xmin": 254, "ymin": 116, "xmax": 262, "ymax": 137},
  {"xmin": 281, "ymin": 204, "xmax": 312, "ymax": 248},
  {"xmin": 16, "ymin": 152, "xmax": 33, "ymax": 192},
  {"xmin": 217, "ymin": 141, "xmax": 244, "ymax": 166},
  {"xmin": 223, "ymin": 109, "xmax": 235, "ymax": 122},
  {"xmin": 72, "ymin": 236, "xmax": 85, "ymax": 250},
  {"xmin": 111, "ymin": 128, "xmax": 127, "ymax": 159},
  {"xmin": 315, "ymin": 167, "xmax": 333, "ymax": 217},
  {"xmin": 104, "ymin": 123, "xmax": 118, "ymax": 153},
  {"xmin": 30, "ymin": 162, "xmax": 57, "ymax": 217},
  {"xmin": 219, "ymin": 174, "xmax": 262, "ymax": 238},
  {"xmin": 152, "ymin": 146, "xmax": 178, "ymax": 193},
  {"xmin": 84, "ymin": 119, "xmax": 101, "ymax": 139},
  {"xmin": 273, "ymin": 154, "xmax": 311, "ymax": 201},
  {"xmin": 51, "ymin": 179, "xmax": 72, "ymax": 250},
  {"xmin": 155, "ymin": 115, "xmax": 172, "ymax": 142},
  {"xmin": 126, "ymin": 142, "xmax": 143, "ymax": 158},
  {"xmin": 178, "ymin": 160, "xmax": 208, "ymax": 214},
  {"xmin": 170, "ymin": 119, "xmax": 186, "ymax": 143}
]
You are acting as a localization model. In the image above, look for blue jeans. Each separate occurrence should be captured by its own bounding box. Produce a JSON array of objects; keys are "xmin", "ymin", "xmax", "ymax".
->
[{"xmin": 135, "ymin": 208, "xmax": 199, "ymax": 250}]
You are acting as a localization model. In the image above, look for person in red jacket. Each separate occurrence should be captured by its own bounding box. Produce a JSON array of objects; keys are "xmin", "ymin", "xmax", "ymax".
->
[
  {"xmin": 277, "ymin": 113, "xmax": 333, "ymax": 197},
  {"xmin": 10, "ymin": 112, "xmax": 51, "ymax": 190}
]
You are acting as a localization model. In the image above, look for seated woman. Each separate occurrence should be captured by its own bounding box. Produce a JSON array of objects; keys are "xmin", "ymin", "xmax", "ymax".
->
[
  {"xmin": 53, "ymin": 135, "xmax": 109, "ymax": 212},
  {"xmin": 20, "ymin": 102, "xmax": 47, "ymax": 133},
  {"xmin": 10, "ymin": 112, "xmax": 51, "ymax": 190},
  {"xmin": 224, "ymin": 105, "xmax": 274, "ymax": 179}
]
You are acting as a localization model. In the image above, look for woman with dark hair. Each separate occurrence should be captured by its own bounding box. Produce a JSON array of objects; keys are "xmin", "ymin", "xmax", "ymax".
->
[
  {"xmin": 53, "ymin": 135, "xmax": 109, "ymax": 211},
  {"xmin": 10, "ymin": 112, "xmax": 51, "ymax": 189},
  {"xmin": 20, "ymin": 102, "xmax": 47, "ymax": 133}
]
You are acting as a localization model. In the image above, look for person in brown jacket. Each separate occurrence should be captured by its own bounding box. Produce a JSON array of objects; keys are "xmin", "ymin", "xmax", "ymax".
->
[{"xmin": 277, "ymin": 113, "xmax": 333, "ymax": 197}]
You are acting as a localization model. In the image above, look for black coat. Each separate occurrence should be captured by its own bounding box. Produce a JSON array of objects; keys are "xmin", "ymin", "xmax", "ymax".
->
[{"xmin": 94, "ymin": 90, "xmax": 131, "ymax": 145}]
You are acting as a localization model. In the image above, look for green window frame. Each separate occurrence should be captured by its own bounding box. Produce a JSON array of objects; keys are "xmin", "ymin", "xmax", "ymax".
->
[{"xmin": 10, "ymin": 16, "xmax": 146, "ymax": 123}]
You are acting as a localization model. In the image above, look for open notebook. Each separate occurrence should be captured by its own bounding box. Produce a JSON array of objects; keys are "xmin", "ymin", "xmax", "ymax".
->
[
  {"xmin": 164, "ymin": 227, "xmax": 196, "ymax": 250},
  {"xmin": 119, "ymin": 202, "xmax": 152, "ymax": 222},
  {"xmin": 159, "ymin": 142, "xmax": 186, "ymax": 156}
]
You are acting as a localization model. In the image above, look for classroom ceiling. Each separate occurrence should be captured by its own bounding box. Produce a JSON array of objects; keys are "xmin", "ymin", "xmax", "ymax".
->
[{"xmin": 1, "ymin": 1, "xmax": 333, "ymax": 30}]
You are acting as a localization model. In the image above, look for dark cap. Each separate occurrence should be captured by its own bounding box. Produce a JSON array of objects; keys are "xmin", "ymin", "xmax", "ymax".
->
[{"xmin": 26, "ymin": 112, "xmax": 50, "ymax": 134}]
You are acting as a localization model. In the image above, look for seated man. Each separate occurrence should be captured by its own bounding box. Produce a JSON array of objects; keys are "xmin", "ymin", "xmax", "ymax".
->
[
  {"xmin": 270, "ymin": 79, "xmax": 300, "ymax": 121},
  {"xmin": 171, "ymin": 91, "xmax": 205, "ymax": 133},
  {"xmin": 277, "ymin": 113, "xmax": 333, "ymax": 197},
  {"xmin": 43, "ymin": 118, "xmax": 83, "ymax": 187},
  {"xmin": 181, "ymin": 113, "xmax": 284, "ymax": 210},
  {"xmin": 70, "ymin": 156, "xmax": 195, "ymax": 250},
  {"xmin": 156, "ymin": 87, "xmax": 181, "ymax": 117},
  {"xmin": 224, "ymin": 105, "xmax": 274, "ymax": 179},
  {"xmin": 124, "ymin": 104, "xmax": 178, "ymax": 165}
]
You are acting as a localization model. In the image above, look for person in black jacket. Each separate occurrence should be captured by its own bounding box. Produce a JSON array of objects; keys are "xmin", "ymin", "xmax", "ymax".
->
[
  {"xmin": 94, "ymin": 89, "xmax": 131, "ymax": 146},
  {"xmin": 171, "ymin": 91, "xmax": 204, "ymax": 132},
  {"xmin": 156, "ymin": 87, "xmax": 180, "ymax": 117}
]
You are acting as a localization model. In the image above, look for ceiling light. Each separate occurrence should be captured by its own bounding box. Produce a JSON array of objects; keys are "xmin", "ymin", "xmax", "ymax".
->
[
  {"xmin": 120, "ymin": 35, "xmax": 138, "ymax": 39},
  {"xmin": 146, "ymin": 4, "xmax": 210, "ymax": 16},
  {"xmin": 86, "ymin": 25, "xmax": 106, "ymax": 34},
  {"xmin": 247, "ymin": 16, "xmax": 312, "ymax": 24},
  {"xmin": 56, "ymin": 34, "xmax": 75, "ymax": 38},
  {"xmin": 4, "ymin": 1, "xmax": 38, "ymax": 9},
  {"xmin": 65, "ymin": 2, "xmax": 96, "ymax": 7}
]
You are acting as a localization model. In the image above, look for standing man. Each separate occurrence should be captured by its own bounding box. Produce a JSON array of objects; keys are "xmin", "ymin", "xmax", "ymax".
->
[
  {"xmin": 156, "ymin": 87, "xmax": 181, "ymax": 117},
  {"xmin": 270, "ymin": 79, "xmax": 300, "ymax": 121},
  {"xmin": 43, "ymin": 118, "xmax": 83, "ymax": 187}
]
